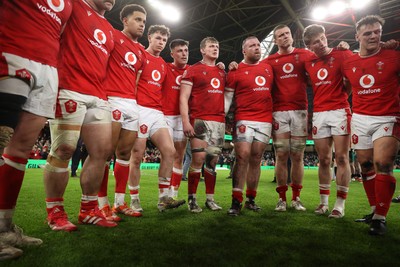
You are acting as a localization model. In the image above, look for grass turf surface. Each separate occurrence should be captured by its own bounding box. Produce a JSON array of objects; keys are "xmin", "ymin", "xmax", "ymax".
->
[{"xmin": 3, "ymin": 169, "xmax": 400, "ymax": 266}]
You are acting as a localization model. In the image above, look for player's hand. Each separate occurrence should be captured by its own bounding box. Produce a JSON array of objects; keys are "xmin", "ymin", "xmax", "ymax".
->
[
  {"xmin": 183, "ymin": 122, "xmax": 195, "ymax": 138},
  {"xmin": 380, "ymin": 39, "xmax": 399, "ymax": 50},
  {"xmin": 337, "ymin": 41, "xmax": 349, "ymax": 50},
  {"xmin": 228, "ymin": 61, "xmax": 238, "ymax": 70},
  {"xmin": 216, "ymin": 62, "xmax": 225, "ymax": 70}
]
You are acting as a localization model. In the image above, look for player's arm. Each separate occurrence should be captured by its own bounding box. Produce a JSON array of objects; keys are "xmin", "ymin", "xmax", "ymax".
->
[
  {"xmin": 224, "ymin": 87, "xmax": 234, "ymax": 115},
  {"xmin": 343, "ymin": 77, "xmax": 352, "ymax": 95},
  {"xmin": 380, "ymin": 39, "xmax": 399, "ymax": 50},
  {"xmin": 180, "ymin": 82, "xmax": 195, "ymax": 137},
  {"xmin": 135, "ymin": 70, "xmax": 142, "ymax": 95}
]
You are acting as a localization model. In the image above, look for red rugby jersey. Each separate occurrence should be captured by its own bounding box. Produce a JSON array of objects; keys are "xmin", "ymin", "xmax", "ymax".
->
[
  {"xmin": 105, "ymin": 30, "xmax": 147, "ymax": 99},
  {"xmin": 0, "ymin": 0, "xmax": 72, "ymax": 67},
  {"xmin": 263, "ymin": 48, "xmax": 312, "ymax": 112},
  {"xmin": 136, "ymin": 51, "xmax": 167, "ymax": 111},
  {"xmin": 305, "ymin": 48, "xmax": 353, "ymax": 112},
  {"xmin": 162, "ymin": 63, "xmax": 189, "ymax": 116},
  {"xmin": 58, "ymin": 0, "xmax": 114, "ymax": 99},
  {"xmin": 226, "ymin": 61, "xmax": 274, "ymax": 122},
  {"xmin": 342, "ymin": 49, "xmax": 400, "ymax": 116},
  {"xmin": 181, "ymin": 61, "xmax": 226, "ymax": 123}
]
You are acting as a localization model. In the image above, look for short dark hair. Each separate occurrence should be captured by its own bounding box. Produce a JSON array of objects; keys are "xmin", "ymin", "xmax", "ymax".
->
[
  {"xmin": 120, "ymin": 4, "xmax": 146, "ymax": 23},
  {"xmin": 169, "ymin": 39, "xmax": 189, "ymax": 51},
  {"xmin": 200, "ymin": 37, "xmax": 218, "ymax": 49},
  {"xmin": 148, "ymin": 25, "xmax": 170, "ymax": 38},
  {"xmin": 242, "ymin": 36, "xmax": 259, "ymax": 49},
  {"xmin": 303, "ymin": 24, "xmax": 325, "ymax": 46},
  {"xmin": 356, "ymin": 15, "xmax": 385, "ymax": 32},
  {"xmin": 273, "ymin": 24, "xmax": 289, "ymax": 39}
]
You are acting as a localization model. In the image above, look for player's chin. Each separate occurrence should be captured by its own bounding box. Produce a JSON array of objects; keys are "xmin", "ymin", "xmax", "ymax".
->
[{"xmin": 104, "ymin": 1, "xmax": 115, "ymax": 10}]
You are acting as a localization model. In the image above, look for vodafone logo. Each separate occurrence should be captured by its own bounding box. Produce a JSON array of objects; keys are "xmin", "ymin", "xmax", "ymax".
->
[
  {"xmin": 124, "ymin": 52, "xmax": 137, "ymax": 65},
  {"xmin": 175, "ymin": 75, "xmax": 182, "ymax": 85},
  {"xmin": 47, "ymin": 0, "xmax": 64, "ymax": 12},
  {"xmin": 317, "ymin": 68, "xmax": 328, "ymax": 80},
  {"xmin": 255, "ymin": 76, "xmax": 266, "ymax": 86},
  {"xmin": 282, "ymin": 63, "xmax": 294, "ymax": 74},
  {"xmin": 152, "ymin": 70, "xmax": 161, "ymax": 81},
  {"xmin": 211, "ymin": 78, "xmax": 220, "ymax": 89},
  {"xmin": 359, "ymin": 74, "xmax": 375, "ymax": 89},
  {"xmin": 94, "ymin": 29, "xmax": 107, "ymax": 44}
]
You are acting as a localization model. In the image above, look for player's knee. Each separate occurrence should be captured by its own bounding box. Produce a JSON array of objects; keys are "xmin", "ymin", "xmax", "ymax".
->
[
  {"xmin": 161, "ymin": 146, "xmax": 175, "ymax": 159},
  {"xmin": 290, "ymin": 139, "xmax": 305, "ymax": 153},
  {"xmin": 53, "ymin": 144, "xmax": 76, "ymax": 160},
  {"xmin": 204, "ymin": 146, "xmax": 221, "ymax": 171},
  {"xmin": 360, "ymin": 160, "xmax": 374, "ymax": 171},
  {"xmin": 115, "ymin": 149, "xmax": 131, "ymax": 161},
  {"xmin": 335, "ymin": 154, "xmax": 348, "ymax": 166},
  {"xmin": 375, "ymin": 161, "xmax": 393, "ymax": 173},
  {"xmin": 236, "ymin": 152, "xmax": 250, "ymax": 163},
  {"xmin": 319, "ymin": 156, "xmax": 331, "ymax": 168},
  {"xmin": 44, "ymin": 154, "xmax": 69, "ymax": 173},
  {"xmin": 274, "ymin": 139, "xmax": 290, "ymax": 153}
]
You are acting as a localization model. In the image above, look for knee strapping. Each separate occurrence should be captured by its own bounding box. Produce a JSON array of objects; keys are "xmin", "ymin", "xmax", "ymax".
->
[
  {"xmin": 290, "ymin": 139, "xmax": 306, "ymax": 152},
  {"xmin": 44, "ymin": 155, "xmax": 69, "ymax": 173},
  {"xmin": 273, "ymin": 139, "xmax": 290, "ymax": 152},
  {"xmin": 204, "ymin": 146, "xmax": 221, "ymax": 174},
  {"xmin": 49, "ymin": 121, "xmax": 80, "ymax": 156},
  {"xmin": 191, "ymin": 147, "xmax": 205, "ymax": 153}
]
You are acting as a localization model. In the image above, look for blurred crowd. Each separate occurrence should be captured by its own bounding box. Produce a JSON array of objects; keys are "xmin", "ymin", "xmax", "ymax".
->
[{"xmin": 29, "ymin": 123, "xmax": 400, "ymax": 169}]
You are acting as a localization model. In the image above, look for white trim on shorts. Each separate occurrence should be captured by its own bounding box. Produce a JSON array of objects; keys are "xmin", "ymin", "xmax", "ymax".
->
[{"xmin": 234, "ymin": 120, "xmax": 272, "ymax": 144}]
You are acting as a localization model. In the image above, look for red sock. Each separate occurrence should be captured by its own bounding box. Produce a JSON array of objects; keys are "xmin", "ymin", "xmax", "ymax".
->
[
  {"xmin": 114, "ymin": 160, "xmax": 129, "ymax": 194},
  {"xmin": 98, "ymin": 164, "xmax": 109, "ymax": 197},
  {"xmin": 276, "ymin": 185, "xmax": 288, "ymax": 201},
  {"xmin": 362, "ymin": 171, "xmax": 376, "ymax": 207},
  {"xmin": 374, "ymin": 174, "xmax": 396, "ymax": 217},
  {"xmin": 45, "ymin": 197, "xmax": 64, "ymax": 213},
  {"xmin": 246, "ymin": 189, "xmax": 257, "ymax": 200},
  {"xmin": 188, "ymin": 170, "xmax": 201, "ymax": 195},
  {"xmin": 337, "ymin": 191, "xmax": 348, "ymax": 199},
  {"xmin": 129, "ymin": 185, "xmax": 139, "ymax": 195},
  {"xmin": 0, "ymin": 154, "xmax": 27, "ymax": 209},
  {"xmin": 204, "ymin": 169, "xmax": 216, "ymax": 194},
  {"xmin": 290, "ymin": 183, "xmax": 303, "ymax": 200},
  {"xmin": 232, "ymin": 190, "xmax": 243, "ymax": 203},
  {"xmin": 80, "ymin": 196, "xmax": 97, "ymax": 212},
  {"xmin": 170, "ymin": 168, "xmax": 183, "ymax": 189}
]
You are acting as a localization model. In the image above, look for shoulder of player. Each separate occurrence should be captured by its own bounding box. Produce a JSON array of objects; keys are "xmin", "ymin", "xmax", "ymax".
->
[{"xmin": 341, "ymin": 53, "xmax": 360, "ymax": 68}]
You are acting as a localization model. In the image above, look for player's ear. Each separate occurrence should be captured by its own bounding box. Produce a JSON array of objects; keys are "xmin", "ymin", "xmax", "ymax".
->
[
  {"xmin": 122, "ymin": 17, "xmax": 128, "ymax": 27},
  {"xmin": 355, "ymin": 33, "xmax": 359, "ymax": 42}
]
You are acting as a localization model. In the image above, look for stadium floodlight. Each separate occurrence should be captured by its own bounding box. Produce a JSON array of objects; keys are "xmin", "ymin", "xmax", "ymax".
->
[
  {"xmin": 147, "ymin": 0, "xmax": 181, "ymax": 22},
  {"xmin": 329, "ymin": 1, "xmax": 347, "ymax": 16},
  {"xmin": 161, "ymin": 5, "xmax": 181, "ymax": 22},
  {"xmin": 312, "ymin": 6, "xmax": 328, "ymax": 20},
  {"xmin": 350, "ymin": 0, "xmax": 372, "ymax": 10}
]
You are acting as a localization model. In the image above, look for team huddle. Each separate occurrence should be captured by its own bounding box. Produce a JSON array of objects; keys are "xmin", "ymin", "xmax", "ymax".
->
[{"xmin": 0, "ymin": 0, "xmax": 399, "ymax": 260}]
